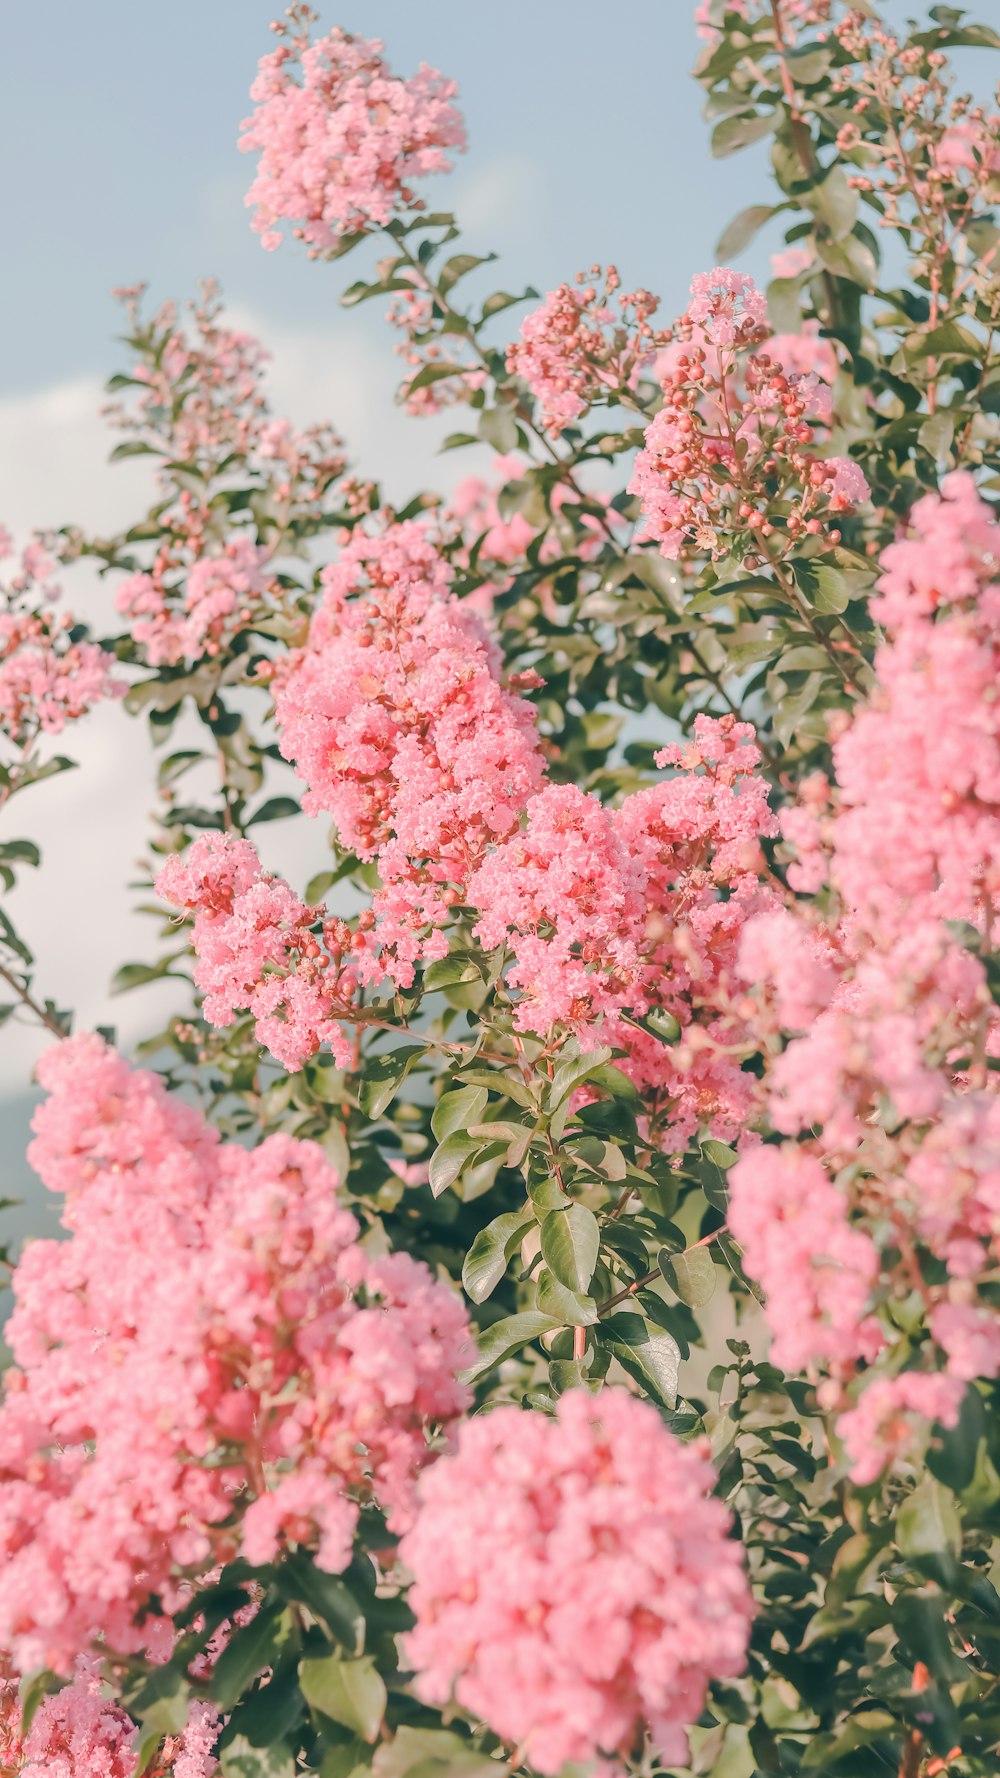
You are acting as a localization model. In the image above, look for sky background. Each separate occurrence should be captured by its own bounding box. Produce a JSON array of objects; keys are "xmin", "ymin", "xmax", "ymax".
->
[{"xmin": 0, "ymin": 0, "xmax": 924, "ymax": 1234}]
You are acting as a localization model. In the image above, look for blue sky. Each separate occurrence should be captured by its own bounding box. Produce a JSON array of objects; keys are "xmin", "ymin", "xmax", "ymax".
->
[{"xmin": 1, "ymin": 1, "xmax": 779, "ymax": 397}]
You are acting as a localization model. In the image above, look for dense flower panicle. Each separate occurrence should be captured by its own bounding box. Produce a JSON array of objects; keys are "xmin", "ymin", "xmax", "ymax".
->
[
  {"xmin": 0, "ymin": 534, "xmax": 121, "ymax": 743},
  {"xmin": 736, "ymin": 476, "xmax": 1000, "ymax": 1482},
  {"xmin": 20, "ymin": 1659, "xmax": 138, "ymax": 1778},
  {"xmin": 507, "ymin": 267, "xmax": 668, "ymax": 435},
  {"xmin": 836, "ymin": 1373, "xmax": 965, "ymax": 1487},
  {"xmin": 833, "ymin": 473, "xmax": 1000, "ymax": 938},
  {"xmin": 470, "ymin": 782, "xmax": 648, "ymax": 1039},
  {"xmin": 273, "ymin": 520, "xmax": 545, "ymax": 984},
  {"xmin": 156, "ymin": 832, "xmax": 360, "ymax": 1071},
  {"xmin": 470, "ymin": 715, "xmax": 777, "ymax": 1146},
  {"xmin": 729, "ymin": 1146, "xmax": 881, "ymax": 1373},
  {"xmin": 630, "ymin": 268, "xmax": 868, "ymax": 561},
  {"xmin": 0, "ymin": 1035, "xmax": 471, "ymax": 1673},
  {"xmin": 401, "ymin": 1390, "xmax": 753, "ymax": 1774},
  {"xmin": 239, "ymin": 7, "xmax": 465, "ymax": 253}
]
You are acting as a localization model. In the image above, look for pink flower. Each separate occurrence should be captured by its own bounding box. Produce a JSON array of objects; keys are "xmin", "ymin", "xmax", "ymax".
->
[
  {"xmin": 157, "ymin": 832, "xmax": 360, "ymax": 1072},
  {"xmin": 21, "ymin": 1659, "xmax": 137, "ymax": 1778},
  {"xmin": 0, "ymin": 1035, "xmax": 471, "ymax": 1674},
  {"xmin": 837, "ymin": 1372, "xmax": 964, "ymax": 1486},
  {"xmin": 401, "ymin": 1391, "xmax": 753, "ymax": 1774},
  {"xmin": 507, "ymin": 268, "xmax": 665, "ymax": 435},
  {"xmin": 239, "ymin": 14, "xmax": 465, "ymax": 253},
  {"xmin": 729, "ymin": 1146, "xmax": 882, "ymax": 1372}
]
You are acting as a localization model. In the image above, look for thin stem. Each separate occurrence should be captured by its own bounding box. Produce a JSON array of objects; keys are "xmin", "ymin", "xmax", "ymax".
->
[{"xmin": 0, "ymin": 963, "xmax": 67, "ymax": 1040}]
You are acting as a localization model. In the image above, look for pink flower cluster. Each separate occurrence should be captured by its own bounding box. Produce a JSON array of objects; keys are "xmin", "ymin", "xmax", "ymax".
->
[
  {"xmin": 156, "ymin": 831, "xmax": 360, "ymax": 1070},
  {"xmin": 0, "ymin": 1653, "xmax": 220, "ymax": 1778},
  {"xmin": 731, "ymin": 474, "xmax": 1000, "ymax": 1482},
  {"xmin": 630, "ymin": 269, "xmax": 868, "ymax": 560},
  {"xmin": 239, "ymin": 8, "xmax": 465, "ymax": 253},
  {"xmin": 273, "ymin": 520, "xmax": 545, "ymax": 983},
  {"xmin": 507, "ymin": 266, "xmax": 667, "ymax": 435},
  {"xmin": 401, "ymin": 1390, "xmax": 752, "ymax": 1774},
  {"xmin": 18, "ymin": 1659, "xmax": 138, "ymax": 1778},
  {"xmin": 116, "ymin": 536, "xmax": 277, "ymax": 667},
  {"xmin": 471, "ymin": 715, "xmax": 778, "ymax": 1148},
  {"xmin": 0, "ymin": 1033, "xmax": 470, "ymax": 1673},
  {"xmin": 0, "ymin": 535, "xmax": 121, "ymax": 744},
  {"xmin": 729, "ymin": 1145, "xmax": 881, "ymax": 1374}
]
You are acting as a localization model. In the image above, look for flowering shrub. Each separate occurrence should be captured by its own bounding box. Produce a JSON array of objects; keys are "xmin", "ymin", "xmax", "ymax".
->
[{"xmin": 2, "ymin": 3, "xmax": 1000, "ymax": 1776}]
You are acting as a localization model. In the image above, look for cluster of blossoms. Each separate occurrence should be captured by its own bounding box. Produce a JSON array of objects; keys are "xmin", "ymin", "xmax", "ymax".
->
[
  {"xmin": 507, "ymin": 266, "xmax": 669, "ymax": 435},
  {"xmin": 0, "ymin": 1034, "xmax": 470, "ymax": 1673},
  {"xmin": 731, "ymin": 473, "xmax": 1000, "ymax": 1481},
  {"xmin": 0, "ymin": 533, "xmax": 120, "ymax": 746},
  {"xmin": 117, "ymin": 534, "xmax": 279, "ymax": 667},
  {"xmin": 272, "ymin": 520, "xmax": 545, "ymax": 983},
  {"xmin": 104, "ymin": 282, "xmax": 353, "ymax": 670},
  {"xmin": 832, "ymin": 12, "xmax": 1000, "ymax": 278},
  {"xmin": 239, "ymin": 5, "xmax": 465, "ymax": 253},
  {"xmin": 401, "ymin": 1391, "xmax": 753, "ymax": 1775},
  {"xmin": 472, "ymin": 715, "xmax": 778, "ymax": 1148},
  {"xmin": 156, "ymin": 831, "xmax": 362, "ymax": 1070},
  {"xmin": 630, "ymin": 268, "xmax": 868, "ymax": 561},
  {"xmin": 386, "ymin": 278, "xmax": 487, "ymax": 417},
  {"xmin": 0, "ymin": 1656, "xmax": 217, "ymax": 1778},
  {"xmin": 168, "ymin": 510, "xmax": 775, "ymax": 1149}
]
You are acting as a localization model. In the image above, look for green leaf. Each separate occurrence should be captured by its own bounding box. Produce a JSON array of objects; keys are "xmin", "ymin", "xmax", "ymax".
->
[
  {"xmin": 111, "ymin": 957, "xmax": 184, "ymax": 995},
  {"xmin": 478, "ymin": 406, "xmax": 519, "ymax": 451},
  {"xmin": 221, "ymin": 1736, "xmax": 295, "ymax": 1778},
  {"xmin": 540, "ymin": 1203, "xmax": 600, "ymax": 1294},
  {"xmin": 373, "ymin": 1728, "xmax": 505, "ymax": 1778},
  {"xmin": 247, "ymin": 796, "xmax": 300, "ymax": 826},
  {"xmin": 428, "ymin": 1129, "xmax": 484, "ymax": 1197},
  {"xmin": 581, "ymin": 1062, "xmax": 642, "ymax": 1104},
  {"xmin": 711, "ymin": 110, "xmax": 776, "ymax": 157},
  {"xmin": 660, "ymin": 1244, "xmax": 717, "ymax": 1307},
  {"xmin": 211, "ymin": 1604, "xmax": 296, "ymax": 1709},
  {"xmin": 896, "ymin": 1476, "xmax": 962, "ymax": 1565},
  {"xmin": 431, "ymin": 1085, "xmax": 488, "ymax": 1142},
  {"xmin": 809, "ymin": 165, "xmax": 858, "ymax": 241},
  {"xmin": 462, "ymin": 1209, "xmax": 533, "ymax": 1303},
  {"xmin": 906, "ymin": 319, "xmax": 984, "ymax": 361},
  {"xmin": 358, "ymin": 1047, "xmax": 421, "ymax": 1120},
  {"xmin": 816, "ymin": 233, "xmax": 877, "ymax": 288},
  {"xmin": 537, "ymin": 1269, "xmax": 599, "ymax": 1327},
  {"xmin": 438, "ymin": 251, "xmax": 496, "ymax": 295},
  {"xmin": 460, "ymin": 1310, "xmax": 561, "ymax": 1383},
  {"xmin": 601, "ymin": 1312, "xmax": 680, "ymax": 1407},
  {"xmin": 715, "ymin": 204, "xmax": 777, "ymax": 261},
  {"xmin": 300, "ymin": 1654, "xmax": 387, "ymax": 1742},
  {"xmin": 278, "ymin": 1553, "xmax": 365, "ymax": 1651},
  {"xmin": 422, "ymin": 954, "xmax": 483, "ymax": 990},
  {"xmin": 702, "ymin": 1139, "xmax": 738, "ymax": 1170}
]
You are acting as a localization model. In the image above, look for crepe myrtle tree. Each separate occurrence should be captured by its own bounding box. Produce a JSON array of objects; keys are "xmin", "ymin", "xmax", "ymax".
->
[{"xmin": 0, "ymin": 3, "xmax": 999, "ymax": 1775}]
